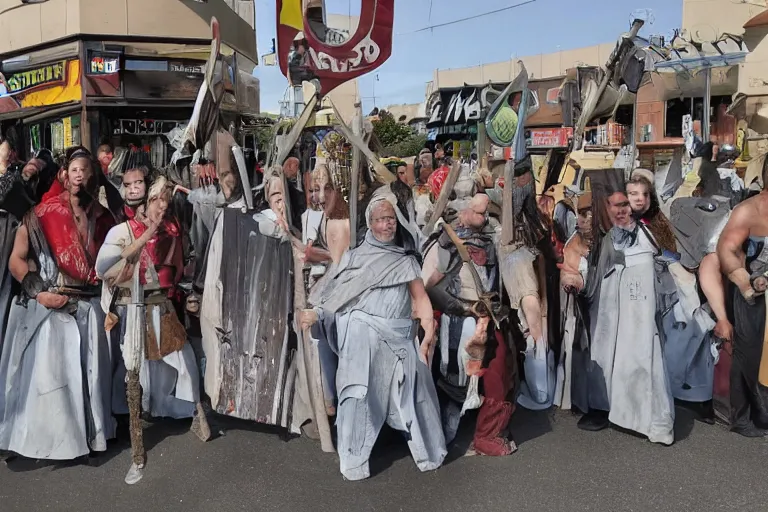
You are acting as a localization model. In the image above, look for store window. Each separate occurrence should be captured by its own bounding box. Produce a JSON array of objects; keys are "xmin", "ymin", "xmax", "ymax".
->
[
  {"xmin": 28, "ymin": 115, "xmax": 81, "ymax": 156},
  {"xmin": 665, "ymin": 96, "xmax": 731, "ymax": 138},
  {"xmin": 125, "ymin": 60, "xmax": 168, "ymax": 72}
]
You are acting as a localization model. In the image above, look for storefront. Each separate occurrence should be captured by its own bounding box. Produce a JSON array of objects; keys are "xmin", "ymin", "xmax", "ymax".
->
[
  {"xmin": 0, "ymin": 0, "xmax": 259, "ymax": 164},
  {"xmin": 0, "ymin": 41, "xmax": 259, "ymax": 167}
]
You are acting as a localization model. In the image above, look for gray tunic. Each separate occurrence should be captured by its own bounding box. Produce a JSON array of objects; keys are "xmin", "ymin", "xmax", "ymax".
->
[{"xmin": 312, "ymin": 231, "xmax": 447, "ymax": 480}]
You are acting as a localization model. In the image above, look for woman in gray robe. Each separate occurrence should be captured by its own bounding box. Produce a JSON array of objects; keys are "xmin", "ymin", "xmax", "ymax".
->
[{"xmin": 302, "ymin": 197, "xmax": 447, "ymax": 481}]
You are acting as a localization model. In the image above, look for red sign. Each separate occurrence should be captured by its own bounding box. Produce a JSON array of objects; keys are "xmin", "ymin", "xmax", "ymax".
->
[{"xmin": 528, "ymin": 127, "xmax": 573, "ymax": 148}]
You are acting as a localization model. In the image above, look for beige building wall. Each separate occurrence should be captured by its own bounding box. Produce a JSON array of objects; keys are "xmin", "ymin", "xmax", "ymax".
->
[
  {"xmin": 324, "ymin": 79, "xmax": 359, "ymax": 123},
  {"xmin": 0, "ymin": 0, "xmax": 81, "ymax": 54},
  {"xmin": 383, "ymin": 103, "xmax": 423, "ymax": 123},
  {"xmin": 0, "ymin": 0, "xmax": 257, "ymax": 63},
  {"xmin": 432, "ymin": 43, "xmax": 615, "ymax": 89},
  {"xmin": 681, "ymin": 0, "xmax": 768, "ymax": 96},
  {"xmin": 741, "ymin": 24, "xmax": 768, "ymax": 96},
  {"xmin": 682, "ymin": 0, "xmax": 760, "ymax": 38}
]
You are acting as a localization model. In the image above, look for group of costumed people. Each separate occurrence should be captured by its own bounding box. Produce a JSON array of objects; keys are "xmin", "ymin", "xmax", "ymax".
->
[
  {"xmin": 0, "ymin": 142, "xmax": 209, "ymax": 484},
  {"xmin": 0, "ymin": 130, "xmax": 767, "ymax": 484}
]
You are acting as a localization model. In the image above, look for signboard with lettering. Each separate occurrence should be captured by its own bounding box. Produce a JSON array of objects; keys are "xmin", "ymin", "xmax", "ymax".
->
[
  {"xmin": 526, "ymin": 127, "xmax": 573, "ymax": 148},
  {"xmin": 63, "ymin": 116, "xmax": 73, "ymax": 147},
  {"xmin": 89, "ymin": 56, "xmax": 120, "ymax": 74},
  {"xmin": 427, "ymin": 83, "xmax": 524, "ymax": 129},
  {"xmin": 170, "ymin": 62, "xmax": 205, "ymax": 74},
  {"xmin": 0, "ymin": 59, "xmax": 82, "ymax": 114},
  {"xmin": 5, "ymin": 61, "xmax": 67, "ymax": 95},
  {"xmin": 112, "ymin": 119, "xmax": 181, "ymax": 136}
]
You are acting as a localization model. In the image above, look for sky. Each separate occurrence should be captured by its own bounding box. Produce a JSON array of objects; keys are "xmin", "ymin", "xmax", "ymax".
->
[{"xmin": 253, "ymin": 0, "xmax": 684, "ymax": 114}]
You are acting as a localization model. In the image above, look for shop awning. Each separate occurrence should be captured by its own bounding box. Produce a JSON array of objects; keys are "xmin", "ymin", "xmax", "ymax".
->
[
  {"xmin": 0, "ymin": 102, "xmax": 81, "ymax": 123},
  {"xmin": 647, "ymin": 34, "xmax": 749, "ymax": 73}
]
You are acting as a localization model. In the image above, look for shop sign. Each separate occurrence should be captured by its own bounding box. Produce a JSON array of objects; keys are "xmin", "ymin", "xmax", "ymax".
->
[
  {"xmin": 90, "ymin": 56, "xmax": 120, "ymax": 74},
  {"xmin": 63, "ymin": 117, "xmax": 73, "ymax": 147},
  {"xmin": 428, "ymin": 83, "xmax": 524, "ymax": 128},
  {"xmin": 114, "ymin": 118, "xmax": 181, "ymax": 135},
  {"xmin": 428, "ymin": 86, "xmax": 484, "ymax": 127},
  {"xmin": 5, "ymin": 61, "xmax": 67, "ymax": 95},
  {"xmin": 170, "ymin": 62, "xmax": 205, "ymax": 74},
  {"xmin": 527, "ymin": 127, "xmax": 572, "ymax": 148}
]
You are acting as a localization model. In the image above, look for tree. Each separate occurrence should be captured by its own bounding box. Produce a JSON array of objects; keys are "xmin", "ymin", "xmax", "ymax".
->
[
  {"xmin": 372, "ymin": 110, "xmax": 414, "ymax": 148},
  {"xmin": 382, "ymin": 134, "xmax": 428, "ymax": 158},
  {"xmin": 372, "ymin": 110, "xmax": 426, "ymax": 158}
]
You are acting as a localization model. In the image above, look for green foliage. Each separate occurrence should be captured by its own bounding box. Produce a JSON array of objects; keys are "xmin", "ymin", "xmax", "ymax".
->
[
  {"xmin": 373, "ymin": 110, "xmax": 426, "ymax": 158},
  {"xmin": 372, "ymin": 110, "xmax": 415, "ymax": 148},
  {"xmin": 383, "ymin": 134, "xmax": 428, "ymax": 158},
  {"xmin": 254, "ymin": 128, "xmax": 274, "ymax": 159}
]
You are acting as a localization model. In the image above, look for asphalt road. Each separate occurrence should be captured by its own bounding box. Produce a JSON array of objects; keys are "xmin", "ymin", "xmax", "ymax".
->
[{"xmin": 1, "ymin": 406, "xmax": 766, "ymax": 512}]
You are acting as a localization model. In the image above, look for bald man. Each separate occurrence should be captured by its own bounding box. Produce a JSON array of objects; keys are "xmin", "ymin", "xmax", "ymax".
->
[{"xmin": 423, "ymin": 193, "xmax": 516, "ymax": 456}]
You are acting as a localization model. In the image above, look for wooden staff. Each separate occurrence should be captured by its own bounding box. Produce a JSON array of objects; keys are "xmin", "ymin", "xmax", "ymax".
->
[
  {"xmin": 275, "ymin": 88, "xmax": 320, "ymax": 230},
  {"xmin": 760, "ymin": 297, "xmax": 768, "ymax": 387},
  {"xmin": 349, "ymin": 102, "xmax": 363, "ymax": 250},
  {"xmin": 124, "ymin": 262, "xmax": 146, "ymax": 485},
  {"xmin": 329, "ymin": 100, "xmax": 394, "ymax": 184}
]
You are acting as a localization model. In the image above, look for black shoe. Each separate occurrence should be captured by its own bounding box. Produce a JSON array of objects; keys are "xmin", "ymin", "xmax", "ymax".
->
[
  {"xmin": 731, "ymin": 424, "xmax": 766, "ymax": 438},
  {"xmin": 577, "ymin": 410, "xmax": 609, "ymax": 432},
  {"xmin": 676, "ymin": 399, "xmax": 716, "ymax": 425}
]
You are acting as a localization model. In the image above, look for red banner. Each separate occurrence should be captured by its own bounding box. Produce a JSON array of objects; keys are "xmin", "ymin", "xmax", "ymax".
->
[{"xmin": 276, "ymin": 0, "xmax": 394, "ymax": 96}]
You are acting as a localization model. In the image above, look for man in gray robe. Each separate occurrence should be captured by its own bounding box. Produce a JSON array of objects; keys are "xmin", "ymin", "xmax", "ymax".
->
[{"xmin": 302, "ymin": 197, "xmax": 447, "ymax": 481}]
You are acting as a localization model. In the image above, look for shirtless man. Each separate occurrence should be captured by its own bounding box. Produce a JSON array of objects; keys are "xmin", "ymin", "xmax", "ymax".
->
[{"xmin": 717, "ymin": 167, "xmax": 768, "ymax": 437}]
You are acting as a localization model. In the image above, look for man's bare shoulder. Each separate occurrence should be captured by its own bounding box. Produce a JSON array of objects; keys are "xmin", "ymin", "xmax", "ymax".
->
[{"xmin": 730, "ymin": 196, "xmax": 763, "ymax": 224}]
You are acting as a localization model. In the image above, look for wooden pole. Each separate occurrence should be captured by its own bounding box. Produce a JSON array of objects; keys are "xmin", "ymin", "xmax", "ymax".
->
[
  {"xmin": 349, "ymin": 102, "xmax": 363, "ymax": 250},
  {"xmin": 275, "ymin": 92, "xmax": 319, "ymax": 232},
  {"xmin": 329, "ymin": 100, "xmax": 394, "ymax": 184}
]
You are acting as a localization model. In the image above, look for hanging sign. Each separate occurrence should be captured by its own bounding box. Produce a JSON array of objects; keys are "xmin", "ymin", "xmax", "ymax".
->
[
  {"xmin": 170, "ymin": 62, "xmax": 205, "ymax": 74},
  {"xmin": 527, "ymin": 127, "xmax": 573, "ymax": 148},
  {"xmin": 63, "ymin": 116, "xmax": 73, "ymax": 147},
  {"xmin": 5, "ymin": 61, "xmax": 67, "ymax": 95},
  {"xmin": 89, "ymin": 56, "xmax": 120, "ymax": 74}
]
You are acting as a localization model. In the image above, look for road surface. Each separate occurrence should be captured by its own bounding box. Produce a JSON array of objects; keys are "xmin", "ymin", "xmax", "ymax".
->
[{"xmin": 1, "ymin": 407, "xmax": 766, "ymax": 511}]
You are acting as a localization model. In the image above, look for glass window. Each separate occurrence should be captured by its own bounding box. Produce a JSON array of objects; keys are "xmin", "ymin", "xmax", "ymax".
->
[{"xmin": 124, "ymin": 60, "xmax": 168, "ymax": 72}]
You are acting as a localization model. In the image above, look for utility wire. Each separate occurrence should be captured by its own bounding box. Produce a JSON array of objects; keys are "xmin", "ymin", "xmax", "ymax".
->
[{"xmin": 398, "ymin": 0, "xmax": 538, "ymax": 35}]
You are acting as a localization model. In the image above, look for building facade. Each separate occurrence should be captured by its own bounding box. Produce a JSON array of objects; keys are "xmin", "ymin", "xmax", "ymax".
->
[
  {"xmin": 426, "ymin": 0, "xmax": 768, "ymax": 155},
  {"xmin": 0, "ymin": 0, "xmax": 258, "ymax": 163}
]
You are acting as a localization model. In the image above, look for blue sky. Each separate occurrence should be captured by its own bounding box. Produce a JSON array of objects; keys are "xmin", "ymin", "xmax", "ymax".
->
[{"xmin": 253, "ymin": 0, "xmax": 683, "ymax": 113}]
